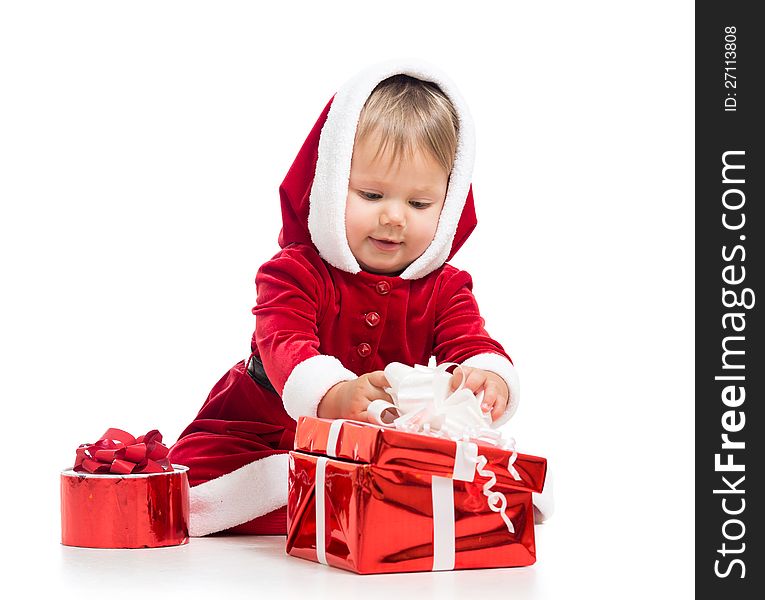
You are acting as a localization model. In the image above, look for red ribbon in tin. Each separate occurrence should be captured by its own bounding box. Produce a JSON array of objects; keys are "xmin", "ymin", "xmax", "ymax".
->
[{"xmin": 74, "ymin": 428, "xmax": 171, "ymax": 474}]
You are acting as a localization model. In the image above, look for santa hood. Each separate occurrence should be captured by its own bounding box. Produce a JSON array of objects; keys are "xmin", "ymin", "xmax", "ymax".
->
[{"xmin": 277, "ymin": 58, "xmax": 477, "ymax": 280}]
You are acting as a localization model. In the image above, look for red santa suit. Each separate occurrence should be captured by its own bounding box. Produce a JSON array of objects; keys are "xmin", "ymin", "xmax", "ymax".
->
[{"xmin": 168, "ymin": 59, "xmax": 521, "ymax": 537}]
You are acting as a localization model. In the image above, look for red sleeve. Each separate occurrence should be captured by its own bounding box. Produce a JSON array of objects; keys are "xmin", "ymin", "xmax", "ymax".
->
[
  {"xmin": 251, "ymin": 246, "xmax": 327, "ymax": 395},
  {"xmin": 432, "ymin": 267, "xmax": 511, "ymax": 365}
]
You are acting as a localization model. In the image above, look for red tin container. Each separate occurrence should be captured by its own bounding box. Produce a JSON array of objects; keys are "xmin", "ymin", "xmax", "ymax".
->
[{"xmin": 60, "ymin": 464, "xmax": 190, "ymax": 548}]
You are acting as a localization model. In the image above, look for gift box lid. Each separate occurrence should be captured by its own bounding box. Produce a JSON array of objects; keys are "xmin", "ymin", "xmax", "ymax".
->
[{"xmin": 294, "ymin": 416, "xmax": 546, "ymax": 493}]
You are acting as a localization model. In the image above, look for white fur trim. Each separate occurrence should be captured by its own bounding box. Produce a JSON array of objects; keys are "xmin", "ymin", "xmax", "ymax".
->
[
  {"xmin": 533, "ymin": 465, "xmax": 555, "ymax": 523},
  {"xmin": 188, "ymin": 453, "xmax": 289, "ymax": 537},
  {"xmin": 460, "ymin": 353, "xmax": 520, "ymax": 427},
  {"xmin": 281, "ymin": 354, "xmax": 357, "ymax": 421},
  {"xmin": 308, "ymin": 58, "xmax": 476, "ymax": 280}
]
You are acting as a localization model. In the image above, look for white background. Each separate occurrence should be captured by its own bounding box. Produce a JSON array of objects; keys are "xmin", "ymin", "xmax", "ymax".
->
[{"xmin": 0, "ymin": 1, "xmax": 694, "ymax": 598}]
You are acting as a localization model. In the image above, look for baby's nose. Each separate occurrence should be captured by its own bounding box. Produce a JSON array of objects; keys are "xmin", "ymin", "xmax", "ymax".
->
[{"xmin": 381, "ymin": 202, "xmax": 405, "ymax": 226}]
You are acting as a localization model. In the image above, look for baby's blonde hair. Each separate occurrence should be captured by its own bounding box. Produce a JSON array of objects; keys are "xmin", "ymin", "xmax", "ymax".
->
[{"xmin": 355, "ymin": 75, "xmax": 459, "ymax": 174}]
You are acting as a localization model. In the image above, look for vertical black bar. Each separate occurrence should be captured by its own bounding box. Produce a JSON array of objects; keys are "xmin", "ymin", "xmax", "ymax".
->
[{"xmin": 697, "ymin": 2, "xmax": 763, "ymax": 596}]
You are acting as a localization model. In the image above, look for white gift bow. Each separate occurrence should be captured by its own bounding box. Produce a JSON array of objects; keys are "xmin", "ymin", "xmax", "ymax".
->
[
  {"xmin": 367, "ymin": 362, "xmax": 491, "ymax": 435},
  {"xmin": 367, "ymin": 362, "xmax": 522, "ymax": 533}
]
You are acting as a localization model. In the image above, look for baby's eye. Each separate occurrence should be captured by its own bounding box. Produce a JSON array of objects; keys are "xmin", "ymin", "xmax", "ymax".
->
[
  {"xmin": 409, "ymin": 200, "xmax": 431, "ymax": 209},
  {"xmin": 360, "ymin": 191, "xmax": 382, "ymax": 200}
]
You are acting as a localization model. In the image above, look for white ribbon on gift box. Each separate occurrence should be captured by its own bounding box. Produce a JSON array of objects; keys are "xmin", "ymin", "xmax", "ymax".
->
[
  {"xmin": 313, "ymin": 418, "xmax": 517, "ymax": 571},
  {"xmin": 315, "ymin": 456, "xmax": 330, "ymax": 565},
  {"xmin": 315, "ymin": 419, "xmax": 344, "ymax": 566},
  {"xmin": 431, "ymin": 439, "xmax": 478, "ymax": 571}
]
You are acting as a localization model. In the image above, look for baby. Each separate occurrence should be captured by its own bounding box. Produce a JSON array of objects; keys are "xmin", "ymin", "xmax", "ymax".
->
[{"xmin": 169, "ymin": 60, "xmax": 521, "ymax": 537}]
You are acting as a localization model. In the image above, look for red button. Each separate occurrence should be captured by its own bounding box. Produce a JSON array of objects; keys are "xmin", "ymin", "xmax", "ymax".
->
[
  {"xmin": 357, "ymin": 343, "xmax": 371, "ymax": 357},
  {"xmin": 365, "ymin": 312, "xmax": 381, "ymax": 327},
  {"xmin": 375, "ymin": 281, "xmax": 391, "ymax": 295}
]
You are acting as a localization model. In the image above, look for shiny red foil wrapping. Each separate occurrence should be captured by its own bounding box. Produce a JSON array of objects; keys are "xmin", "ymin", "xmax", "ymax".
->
[
  {"xmin": 287, "ymin": 417, "xmax": 547, "ymax": 574},
  {"xmin": 293, "ymin": 417, "xmax": 547, "ymax": 492},
  {"xmin": 60, "ymin": 464, "xmax": 190, "ymax": 548}
]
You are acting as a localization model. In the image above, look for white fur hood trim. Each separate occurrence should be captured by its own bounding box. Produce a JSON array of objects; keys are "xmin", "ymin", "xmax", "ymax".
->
[{"xmin": 307, "ymin": 58, "xmax": 476, "ymax": 280}]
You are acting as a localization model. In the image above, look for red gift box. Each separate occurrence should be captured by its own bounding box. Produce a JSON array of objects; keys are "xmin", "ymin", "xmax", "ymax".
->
[
  {"xmin": 61, "ymin": 428, "xmax": 190, "ymax": 549},
  {"xmin": 287, "ymin": 416, "xmax": 547, "ymax": 574}
]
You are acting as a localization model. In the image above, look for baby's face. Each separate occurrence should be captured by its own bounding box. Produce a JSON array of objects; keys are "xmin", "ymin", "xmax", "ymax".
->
[{"xmin": 345, "ymin": 133, "xmax": 449, "ymax": 275}]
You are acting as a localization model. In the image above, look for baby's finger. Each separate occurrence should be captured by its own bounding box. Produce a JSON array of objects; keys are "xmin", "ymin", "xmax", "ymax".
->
[
  {"xmin": 481, "ymin": 385, "xmax": 498, "ymax": 413},
  {"xmin": 373, "ymin": 388, "xmax": 394, "ymax": 403},
  {"xmin": 351, "ymin": 398, "xmax": 373, "ymax": 421},
  {"xmin": 449, "ymin": 367, "xmax": 467, "ymax": 391},
  {"xmin": 487, "ymin": 385, "xmax": 508, "ymax": 421},
  {"xmin": 464, "ymin": 370, "xmax": 488, "ymax": 394},
  {"xmin": 366, "ymin": 370, "xmax": 390, "ymax": 390},
  {"xmin": 490, "ymin": 398, "xmax": 507, "ymax": 422},
  {"xmin": 365, "ymin": 371, "xmax": 394, "ymax": 403}
]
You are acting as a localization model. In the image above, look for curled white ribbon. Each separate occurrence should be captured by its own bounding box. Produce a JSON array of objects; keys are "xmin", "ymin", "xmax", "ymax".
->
[
  {"xmin": 369, "ymin": 362, "xmax": 523, "ymax": 533},
  {"xmin": 468, "ymin": 451, "xmax": 515, "ymax": 533}
]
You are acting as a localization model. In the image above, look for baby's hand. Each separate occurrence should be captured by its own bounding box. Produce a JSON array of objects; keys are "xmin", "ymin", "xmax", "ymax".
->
[
  {"xmin": 448, "ymin": 366, "xmax": 509, "ymax": 423},
  {"xmin": 317, "ymin": 371, "xmax": 392, "ymax": 423}
]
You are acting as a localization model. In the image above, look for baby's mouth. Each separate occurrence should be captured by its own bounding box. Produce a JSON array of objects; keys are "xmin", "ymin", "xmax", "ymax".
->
[{"xmin": 369, "ymin": 237, "xmax": 403, "ymax": 252}]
